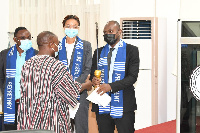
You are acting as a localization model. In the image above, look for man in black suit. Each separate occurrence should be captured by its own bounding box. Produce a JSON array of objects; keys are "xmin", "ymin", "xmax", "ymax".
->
[
  {"xmin": 91, "ymin": 21, "xmax": 140, "ymax": 133},
  {"xmin": 0, "ymin": 27, "xmax": 38, "ymax": 131}
]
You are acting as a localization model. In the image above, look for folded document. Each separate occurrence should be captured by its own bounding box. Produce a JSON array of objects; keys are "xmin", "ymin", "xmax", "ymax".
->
[
  {"xmin": 86, "ymin": 87, "xmax": 111, "ymax": 107},
  {"xmin": 69, "ymin": 103, "xmax": 80, "ymax": 119}
]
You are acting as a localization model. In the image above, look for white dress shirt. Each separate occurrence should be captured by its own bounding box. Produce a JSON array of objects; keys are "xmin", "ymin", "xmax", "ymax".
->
[
  {"xmin": 108, "ymin": 41, "xmax": 120, "ymax": 83},
  {"xmin": 65, "ymin": 40, "xmax": 75, "ymax": 73}
]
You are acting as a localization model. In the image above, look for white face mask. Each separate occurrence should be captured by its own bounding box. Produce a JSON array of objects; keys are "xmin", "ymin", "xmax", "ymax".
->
[
  {"xmin": 55, "ymin": 51, "xmax": 58, "ymax": 57},
  {"xmin": 19, "ymin": 39, "xmax": 32, "ymax": 51}
]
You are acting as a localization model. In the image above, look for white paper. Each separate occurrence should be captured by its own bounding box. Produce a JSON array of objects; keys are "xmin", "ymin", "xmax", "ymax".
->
[
  {"xmin": 86, "ymin": 87, "xmax": 111, "ymax": 107},
  {"xmin": 69, "ymin": 103, "xmax": 80, "ymax": 119}
]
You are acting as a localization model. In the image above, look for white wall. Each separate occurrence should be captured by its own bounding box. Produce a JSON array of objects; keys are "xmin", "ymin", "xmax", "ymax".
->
[
  {"xmin": 156, "ymin": 0, "xmax": 180, "ymax": 123},
  {"xmin": 157, "ymin": 18, "xmax": 167, "ymax": 124},
  {"xmin": 0, "ymin": 0, "xmax": 9, "ymax": 52},
  {"xmin": 180, "ymin": 0, "xmax": 200, "ymax": 19},
  {"xmin": 109, "ymin": 0, "xmax": 155, "ymax": 21},
  {"xmin": 166, "ymin": 18, "xmax": 178, "ymax": 122}
]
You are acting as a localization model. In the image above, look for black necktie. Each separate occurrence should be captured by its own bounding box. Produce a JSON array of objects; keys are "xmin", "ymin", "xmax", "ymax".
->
[{"xmin": 107, "ymin": 48, "xmax": 115, "ymax": 77}]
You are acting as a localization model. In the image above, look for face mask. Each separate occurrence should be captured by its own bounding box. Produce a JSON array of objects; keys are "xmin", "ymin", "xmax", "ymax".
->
[
  {"xmin": 19, "ymin": 39, "xmax": 32, "ymax": 51},
  {"xmin": 104, "ymin": 34, "xmax": 118, "ymax": 45},
  {"xmin": 55, "ymin": 51, "xmax": 58, "ymax": 57},
  {"xmin": 65, "ymin": 28, "xmax": 78, "ymax": 38},
  {"xmin": 52, "ymin": 43, "xmax": 59, "ymax": 57}
]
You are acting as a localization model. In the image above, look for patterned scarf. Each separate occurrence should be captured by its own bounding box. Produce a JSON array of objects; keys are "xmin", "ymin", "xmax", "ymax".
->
[
  {"xmin": 4, "ymin": 44, "xmax": 35, "ymax": 124},
  {"xmin": 59, "ymin": 36, "xmax": 83, "ymax": 100},
  {"xmin": 98, "ymin": 39, "xmax": 126, "ymax": 118}
]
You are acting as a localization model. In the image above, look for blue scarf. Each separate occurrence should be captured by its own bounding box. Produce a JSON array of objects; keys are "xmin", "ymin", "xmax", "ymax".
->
[
  {"xmin": 98, "ymin": 39, "xmax": 126, "ymax": 118},
  {"xmin": 59, "ymin": 36, "xmax": 83, "ymax": 100},
  {"xmin": 4, "ymin": 44, "xmax": 35, "ymax": 124}
]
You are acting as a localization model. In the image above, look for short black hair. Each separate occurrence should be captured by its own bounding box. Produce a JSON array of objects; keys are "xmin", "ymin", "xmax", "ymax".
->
[
  {"xmin": 62, "ymin": 15, "xmax": 80, "ymax": 27},
  {"xmin": 37, "ymin": 31, "xmax": 56, "ymax": 46},
  {"xmin": 14, "ymin": 27, "xmax": 27, "ymax": 37}
]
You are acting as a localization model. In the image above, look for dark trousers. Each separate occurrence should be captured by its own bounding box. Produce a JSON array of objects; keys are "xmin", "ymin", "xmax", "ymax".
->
[
  {"xmin": 96, "ymin": 111, "xmax": 135, "ymax": 133},
  {"xmin": 4, "ymin": 102, "xmax": 19, "ymax": 131}
]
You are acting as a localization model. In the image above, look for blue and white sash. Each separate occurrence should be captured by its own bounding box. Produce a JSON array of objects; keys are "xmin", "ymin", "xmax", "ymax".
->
[
  {"xmin": 4, "ymin": 44, "xmax": 35, "ymax": 124},
  {"xmin": 59, "ymin": 36, "xmax": 84, "ymax": 100},
  {"xmin": 98, "ymin": 39, "xmax": 126, "ymax": 118}
]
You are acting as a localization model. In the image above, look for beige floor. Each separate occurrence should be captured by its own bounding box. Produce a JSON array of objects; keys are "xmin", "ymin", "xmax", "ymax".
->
[{"xmin": 88, "ymin": 103, "xmax": 118, "ymax": 133}]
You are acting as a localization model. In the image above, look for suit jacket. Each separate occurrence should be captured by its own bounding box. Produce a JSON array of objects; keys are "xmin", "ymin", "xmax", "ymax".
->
[
  {"xmin": 0, "ymin": 47, "xmax": 38, "ymax": 112},
  {"xmin": 69, "ymin": 38, "xmax": 92, "ymax": 84},
  {"xmin": 90, "ymin": 43, "xmax": 140, "ymax": 113}
]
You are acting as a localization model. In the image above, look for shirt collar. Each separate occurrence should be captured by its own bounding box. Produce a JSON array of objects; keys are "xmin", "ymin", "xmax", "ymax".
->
[{"xmin": 17, "ymin": 51, "xmax": 26, "ymax": 57}]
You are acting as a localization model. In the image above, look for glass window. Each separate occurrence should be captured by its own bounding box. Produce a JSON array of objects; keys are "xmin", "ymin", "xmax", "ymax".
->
[
  {"xmin": 182, "ymin": 21, "xmax": 200, "ymax": 37},
  {"xmin": 180, "ymin": 44, "xmax": 200, "ymax": 133}
]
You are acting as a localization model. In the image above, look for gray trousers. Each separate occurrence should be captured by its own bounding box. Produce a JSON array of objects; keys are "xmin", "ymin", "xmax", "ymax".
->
[{"xmin": 74, "ymin": 90, "xmax": 89, "ymax": 133}]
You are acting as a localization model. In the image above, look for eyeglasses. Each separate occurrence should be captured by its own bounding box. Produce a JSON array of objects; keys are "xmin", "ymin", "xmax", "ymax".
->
[{"xmin": 64, "ymin": 25, "xmax": 79, "ymax": 29}]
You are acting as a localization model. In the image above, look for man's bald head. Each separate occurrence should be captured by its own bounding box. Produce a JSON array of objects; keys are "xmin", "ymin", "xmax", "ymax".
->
[
  {"xmin": 37, "ymin": 31, "xmax": 57, "ymax": 47},
  {"xmin": 104, "ymin": 20, "xmax": 120, "ymax": 30}
]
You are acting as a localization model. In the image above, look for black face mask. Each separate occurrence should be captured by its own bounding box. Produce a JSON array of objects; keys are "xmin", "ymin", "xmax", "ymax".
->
[{"xmin": 104, "ymin": 34, "xmax": 117, "ymax": 45}]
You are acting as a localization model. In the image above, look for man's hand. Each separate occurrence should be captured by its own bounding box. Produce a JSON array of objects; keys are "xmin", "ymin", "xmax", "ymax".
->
[
  {"xmin": 81, "ymin": 74, "xmax": 92, "ymax": 92},
  {"xmin": 85, "ymin": 74, "xmax": 92, "ymax": 91},
  {"xmin": 97, "ymin": 83, "xmax": 112, "ymax": 96},
  {"xmin": 92, "ymin": 76, "xmax": 101, "ymax": 86}
]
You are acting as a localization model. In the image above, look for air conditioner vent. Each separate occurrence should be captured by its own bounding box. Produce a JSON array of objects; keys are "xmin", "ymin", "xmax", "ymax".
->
[{"xmin": 122, "ymin": 20, "xmax": 151, "ymax": 39}]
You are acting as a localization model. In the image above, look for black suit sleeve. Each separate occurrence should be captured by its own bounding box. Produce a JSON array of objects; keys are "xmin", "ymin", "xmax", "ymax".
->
[
  {"xmin": 90, "ymin": 48, "xmax": 102, "ymax": 112},
  {"xmin": 109, "ymin": 45, "xmax": 140, "ymax": 93},
  {"xmin": 0, "ymin": 51, "xmax": 5, "ymax": 90},
  {"xmin": 90, "ymin": 49, "xmax": 97, "ymax": 81},
  {"xmin": 90, "ymin": 48, "xmax": 102, "ymax": 81}
]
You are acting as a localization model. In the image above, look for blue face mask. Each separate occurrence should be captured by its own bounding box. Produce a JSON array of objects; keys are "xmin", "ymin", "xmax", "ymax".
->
[
  {"xmin": 65, "ymin": 28, "xmax": 78, "ymax": 38},
  {"xmin": 19, "ymin": 39, "xmax": 32, "ymax": 51}
]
